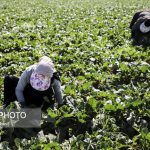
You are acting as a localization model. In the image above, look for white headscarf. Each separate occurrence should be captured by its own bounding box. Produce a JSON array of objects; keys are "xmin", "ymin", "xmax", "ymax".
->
[{"xmin": 140, "ymin": 22, "xmax": 150, "ymax": 33}]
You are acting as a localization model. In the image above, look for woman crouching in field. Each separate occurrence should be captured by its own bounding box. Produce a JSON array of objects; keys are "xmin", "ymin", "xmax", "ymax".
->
[
  {"xmin": 2, "ymin": 56, "xmax": 64, "ymax": 110},
  {"xmin": 130, "ymin": 11, "xmax": 150, "ymax": 46}
]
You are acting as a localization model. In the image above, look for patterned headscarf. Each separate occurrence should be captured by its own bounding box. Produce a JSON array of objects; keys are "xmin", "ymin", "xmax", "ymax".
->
[{"xmin": 30, "ymin": 56, "xmax": 54, "ymax": 91}]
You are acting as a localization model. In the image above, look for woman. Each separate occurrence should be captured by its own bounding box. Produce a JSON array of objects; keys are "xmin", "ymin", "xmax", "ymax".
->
[
  {"xmin": 130, "ymin": 11, "xmax": 150, "ymax": 46},
  {"xmin": 3, "ymin": 56, "xmax": 63, "ymax": 110}
]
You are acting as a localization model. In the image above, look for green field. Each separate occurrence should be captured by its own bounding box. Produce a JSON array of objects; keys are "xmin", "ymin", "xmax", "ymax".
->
[{"xmin": 0, "ymin": 0, "xmax": 150, "ymax": 149}]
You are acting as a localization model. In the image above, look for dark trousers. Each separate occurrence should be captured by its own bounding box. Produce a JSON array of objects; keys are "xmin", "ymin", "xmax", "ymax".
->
[{"xmin": 3, "ymin": 76, "xmax": 54, "ymax": 109}]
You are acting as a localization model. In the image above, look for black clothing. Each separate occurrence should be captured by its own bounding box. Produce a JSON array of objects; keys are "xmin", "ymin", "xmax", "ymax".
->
[
  {"xmin": 3, "ymin": 73, "xmax": 60, "ymax": 109},
  {"xmin": 130, "ymin": 11, "xmax": 150, "ymax": 46}
]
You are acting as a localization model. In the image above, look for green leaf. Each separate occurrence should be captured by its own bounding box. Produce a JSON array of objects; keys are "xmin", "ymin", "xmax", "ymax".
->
[
  {"xmin": 139, "ymin": 65, "xmax": 148, "ymax": 73},
  {"xmin": 44, "ymin": 142, "xmax": 61, "ymax": 150},
  {"xmin": 104, "ymin": 104, "xmax": 116, "ymax": 111},
  {"xmin": 87, "ymin": 97, "xmax": 97, "ymax": 109},
  {"xmin": 146, "ymin": 133, "xmax": 150, "ymax": 141},
  {"xmin": 47, "ymin": 109, "xmax": 58, "ymax": 119}
]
